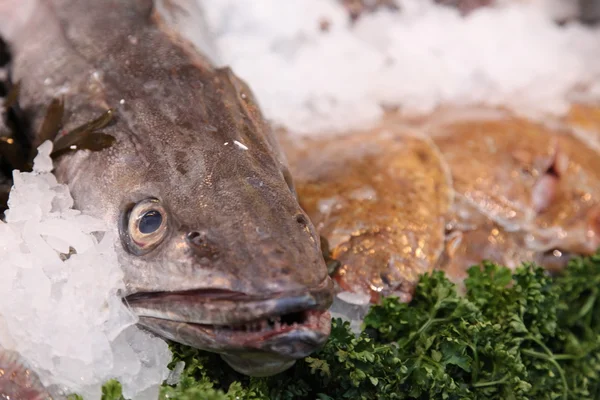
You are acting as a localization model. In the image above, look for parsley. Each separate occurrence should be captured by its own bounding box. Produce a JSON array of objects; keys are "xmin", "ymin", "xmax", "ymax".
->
[{"xmin": 97, "ymin": 253, "xmax": 600, "ymax": 399}]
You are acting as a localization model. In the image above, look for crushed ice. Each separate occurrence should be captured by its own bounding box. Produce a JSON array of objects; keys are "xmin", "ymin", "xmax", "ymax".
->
[
  {"xmin": 329, "ymin": 291, "xmax": 372, "ymax": 335},
  {"xmin": 0, "ymin": 141, "xmax": 171, "ymax": 400},
  {"xmin": 199, "ymin": 0, "xmax": 600, "ymax": 135}
]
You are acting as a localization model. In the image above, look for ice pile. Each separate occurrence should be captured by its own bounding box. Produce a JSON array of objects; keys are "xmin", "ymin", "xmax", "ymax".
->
[
  {"xmin": 0, "ymin": 141, "xmax": 171, "ymax": 400},
  {"xmin": 329, "ymin": 291, "xmax": 372, "ymax": 334},
  {"xmin": 199, "ymin": 0, "xmax": 600, "ymax": 135}
]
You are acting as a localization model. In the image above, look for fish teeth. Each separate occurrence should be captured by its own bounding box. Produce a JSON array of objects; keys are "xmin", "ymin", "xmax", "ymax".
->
[
  {"xmin": 239, "ymin": 320, "xmax": 271, "ymax": 332},
  {"xmin": 268, "ymin": 316, "xmax": 281, "ymax": 330},
  {"xmin": 221, "ymin": 315, "xmax": 311, "ymax": 333}
]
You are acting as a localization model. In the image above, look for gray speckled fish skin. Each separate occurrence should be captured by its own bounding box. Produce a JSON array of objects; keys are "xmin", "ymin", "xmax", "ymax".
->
[{"xmin": 5, "ymin": 0, "xmax": 333, "ymax": 377}]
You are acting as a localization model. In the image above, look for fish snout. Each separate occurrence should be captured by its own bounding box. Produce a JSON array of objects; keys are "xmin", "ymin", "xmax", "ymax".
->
[{"xmin": 181, "ymin": 206, "xmax": 329, "ymax": 294}]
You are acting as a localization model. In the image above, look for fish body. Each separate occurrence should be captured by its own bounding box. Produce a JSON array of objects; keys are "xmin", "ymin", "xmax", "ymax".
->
[
  {"xmin": 426, "ymin": 111, "xmax": 600, "ymax": 257},
  {"xmin": 283, "ymin": 106, "xmax": 600, "ymax": 301},
  {"xmin": 2, "ymin": 0, "xmax": 333, "ymax": 377},
  {"xmin": 287, "ymin": 125, "xmax": 452, "ymax": 302}
]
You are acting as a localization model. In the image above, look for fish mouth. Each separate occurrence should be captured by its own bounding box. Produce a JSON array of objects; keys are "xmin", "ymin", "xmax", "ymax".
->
[{"xmin": 124, "ymin": 278, "xmax": 334, "ymax": 376}]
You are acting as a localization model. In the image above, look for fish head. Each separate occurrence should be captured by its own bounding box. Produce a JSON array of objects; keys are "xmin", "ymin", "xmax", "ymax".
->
[
  {"xmin": 9, "ymin": 0, "xmax": 333, "ymax": 375},
  {"xmin": 52, "ymin": 66, "xmax": 333, "ymax": 376}
]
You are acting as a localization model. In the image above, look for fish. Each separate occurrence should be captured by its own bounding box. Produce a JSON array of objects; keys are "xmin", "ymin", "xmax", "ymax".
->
[
  {"xmin": 1, "ymin": 0, "xmax": 333, "ymax": 378},
  {"xmin": 425, "ymin": 110, "xmax": 600, "ymax": 257},
  {"xmin": 284, "ymin": 122, "xmax": 453, "ymax": 302},
  {"xmin": 281, "ymin": 105, "xmax": 600, "ymax": 302},
  {"xmin": 0, "ymin": 348, "xmax": 52, "ymax": 400}
]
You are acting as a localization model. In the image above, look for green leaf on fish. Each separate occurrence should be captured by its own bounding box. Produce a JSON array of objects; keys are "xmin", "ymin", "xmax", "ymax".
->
[
  {"xmin": 50, "ymin": 108, "xmax": 116, "ymax": 160},
  {"xmin": 35, "ymin": 97, "xmax": 64, "ymax": 148}
]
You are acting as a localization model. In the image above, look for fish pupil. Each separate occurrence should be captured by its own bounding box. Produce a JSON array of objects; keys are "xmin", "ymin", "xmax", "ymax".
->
[{"xmin": 139, "ymin": 210, "xmax": 162, "ymax": 234}]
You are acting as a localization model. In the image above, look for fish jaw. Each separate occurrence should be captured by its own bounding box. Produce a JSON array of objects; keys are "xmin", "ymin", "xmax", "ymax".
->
[
  {"xmin": 125, "ymin": 278, "xmax": 334, "ymax": 376},
  {"xmin": 138, "ymin": 310, "xmax": 331, "ymax": 377}
]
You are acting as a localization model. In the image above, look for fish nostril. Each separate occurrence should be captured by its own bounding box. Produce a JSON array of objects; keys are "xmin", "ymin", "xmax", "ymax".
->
[
  {"xmin": 295, "ymin": 213, "xmax": 320, "ymax": 244},
  {"xmin": 295, "ymin": 214, "xmax": 308, "ymax": 226},
  {"xmin": 186, "ymin": 231, "xmax": 219, "ymax": 259},
  {"xmin": 187, "ymin": 231, "xmax": 202, "ymax": 243}
]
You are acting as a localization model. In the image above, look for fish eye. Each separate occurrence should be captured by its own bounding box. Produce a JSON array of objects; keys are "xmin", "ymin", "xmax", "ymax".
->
[
  {"xmin": 124, "ymin": 198, "xmax": 168, "ymax": 255},
  {"xmin": 139, "ymin": 210, "xmax": 163, "ymax": 234}
]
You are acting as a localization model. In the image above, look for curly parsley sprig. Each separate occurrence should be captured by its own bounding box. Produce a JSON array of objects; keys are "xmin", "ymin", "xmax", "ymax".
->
[{"xmin": 95, "ymin": 253, "xmax": 600, "ymax": 400}]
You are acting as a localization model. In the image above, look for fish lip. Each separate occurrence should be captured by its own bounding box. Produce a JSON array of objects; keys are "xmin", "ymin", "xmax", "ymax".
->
[
  {"xmin": 137, "ymin": 308, "xmax": 331, "ymax": 357},
  {"xmin": 125, "ymin": 278, "xmax": 334, "ymax": 369},
  {"xmin": 123, "ymin": 276, "xmax": 334, "ymax": 325}
]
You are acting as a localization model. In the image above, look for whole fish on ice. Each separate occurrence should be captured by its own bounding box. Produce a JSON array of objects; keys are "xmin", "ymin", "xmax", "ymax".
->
[{"xmin": 0, "ymin": 0, "xmax": 333, "ymax": 379}]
